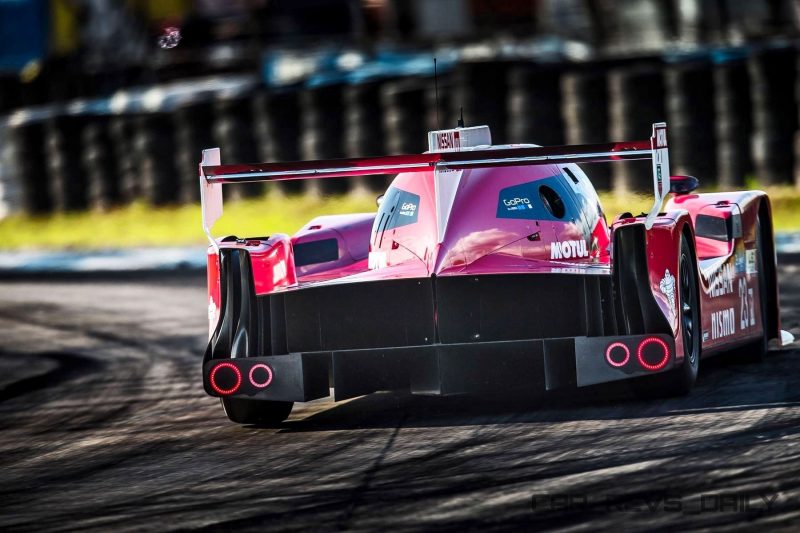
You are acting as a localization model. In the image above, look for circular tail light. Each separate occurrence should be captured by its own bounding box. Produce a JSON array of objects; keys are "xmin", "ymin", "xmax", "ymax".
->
[
  {"xmin": 249, "ymin": 363, "xmax": 274, "ymax": 389},
  {"xmin": 209, "ymin": 362, "xmax": 242, "ymax": 395},
  {"xmin": 637, "ymin": 337, "xmax": 670, "ymax": 371},
  {"xmin": 605, "ymin": 342, "xmax": 630, "ymax": 367}
]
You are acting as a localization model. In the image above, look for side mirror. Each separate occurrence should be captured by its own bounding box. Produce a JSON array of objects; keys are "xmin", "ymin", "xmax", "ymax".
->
[
  {"xmin": 670, "ymin": 175, "xmax": 699, "ymax": 195},
  {"xmin": 376, "ymin": 194, "xmax": 384, "ymax": 207}
]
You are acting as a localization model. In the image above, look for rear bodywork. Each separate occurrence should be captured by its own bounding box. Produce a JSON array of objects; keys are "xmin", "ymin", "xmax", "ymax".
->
[{"xmin": 200, "ymin": 123, "xmax": 783, "ymax": 404}]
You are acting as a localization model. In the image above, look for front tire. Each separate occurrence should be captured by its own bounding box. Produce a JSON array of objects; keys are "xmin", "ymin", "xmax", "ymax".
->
[{"xmin": 221, "ymin": 398, "xmax": 294, "ymax": 426}]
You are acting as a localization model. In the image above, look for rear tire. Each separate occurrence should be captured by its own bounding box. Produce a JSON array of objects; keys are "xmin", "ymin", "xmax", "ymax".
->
[
  {"xmin": 632, "ymin": 232, "xmax": 700, "ymax": 398},
  {"xmin": 221, "ymin": 398, "xmax": 294, "ymax": 426}
]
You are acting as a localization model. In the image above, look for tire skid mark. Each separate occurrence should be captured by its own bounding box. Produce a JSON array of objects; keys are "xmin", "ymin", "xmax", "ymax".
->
[{"xmin": 0, "ymin": 351, "xmax": 102, "ymax": 404}]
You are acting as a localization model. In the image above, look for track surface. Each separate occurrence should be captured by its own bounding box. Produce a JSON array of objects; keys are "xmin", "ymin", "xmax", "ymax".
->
[{"xmin": 1, "ymin": 265, "xmax": 800, "ymax": 532}]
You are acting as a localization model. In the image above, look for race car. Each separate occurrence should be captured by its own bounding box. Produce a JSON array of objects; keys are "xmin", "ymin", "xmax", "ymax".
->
[{"xmin": 198, "ymin": 122, "xmax": 793, "ymax": 425}]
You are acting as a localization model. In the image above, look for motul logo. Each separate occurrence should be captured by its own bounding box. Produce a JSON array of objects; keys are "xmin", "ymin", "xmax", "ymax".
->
[
  {"xmin": 436, "ymin": 131, "xmax": 461, "ymax": 150},
  {"xmin": 550, "ymin": 240, "xmax": 589, "ymax": 260}
]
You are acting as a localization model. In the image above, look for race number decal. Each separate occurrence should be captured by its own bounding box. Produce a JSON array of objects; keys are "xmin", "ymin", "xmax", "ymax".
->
[{"xmin": 739, "ymin": 279, "xmax": 755, "ymax": 329}]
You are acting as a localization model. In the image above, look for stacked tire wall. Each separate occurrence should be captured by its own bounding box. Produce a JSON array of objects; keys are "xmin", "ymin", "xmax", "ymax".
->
[{"xmin": 2, "ymin": 43, "xmax": 800, "ymax": 217}]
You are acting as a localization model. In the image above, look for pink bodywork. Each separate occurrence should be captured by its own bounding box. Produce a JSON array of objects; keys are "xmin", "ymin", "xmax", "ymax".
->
[{"xmin": 206, "ymin": 165, "xmax": 778, "ymax": 359}]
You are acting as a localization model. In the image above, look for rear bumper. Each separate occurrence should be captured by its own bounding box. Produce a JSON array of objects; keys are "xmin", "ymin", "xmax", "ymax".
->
[{"xmin": 203, "ymin": 333, "xmax": 676, "ymax": 403}]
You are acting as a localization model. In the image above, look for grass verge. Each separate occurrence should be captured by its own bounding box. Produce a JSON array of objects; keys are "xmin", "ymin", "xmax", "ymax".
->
[{"xmin": 0, "ymin": 187, "xmax": 799, "ymax": 251}]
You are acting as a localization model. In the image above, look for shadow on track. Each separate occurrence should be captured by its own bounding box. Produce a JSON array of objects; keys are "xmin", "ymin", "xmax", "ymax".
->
[
  {"xmin": 0, "ymin": 351, "xmax": 103, "ymax": 404},
  {"xmin": 275, "ymin": 347, "xmax": 800, "ymax": 432}
]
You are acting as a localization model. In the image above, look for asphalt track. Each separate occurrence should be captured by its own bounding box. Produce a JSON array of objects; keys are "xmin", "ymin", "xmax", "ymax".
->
[{"xmin": 1, "ymin": 263, "xmax": 800, "ymax": 532}]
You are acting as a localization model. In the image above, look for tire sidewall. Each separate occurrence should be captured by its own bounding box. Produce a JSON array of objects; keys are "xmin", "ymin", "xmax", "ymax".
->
[{"xmin": 679, "ymin": 234, "xmax": 701, "ymax": 386}]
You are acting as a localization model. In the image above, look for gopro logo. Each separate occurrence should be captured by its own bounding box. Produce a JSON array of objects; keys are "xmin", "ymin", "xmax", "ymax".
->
[{"xmin": 503, "ymin": 197, "xmax": 530, "ymax": 207}]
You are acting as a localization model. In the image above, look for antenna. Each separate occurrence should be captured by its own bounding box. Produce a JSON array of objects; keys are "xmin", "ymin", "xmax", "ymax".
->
[
  {"xmin": 434, "ymin": 58, "xmax": 441, "ymax": 130},
  {"xmin": 457, "ymin": 107, "xmax": 464, "ymax": 128}
]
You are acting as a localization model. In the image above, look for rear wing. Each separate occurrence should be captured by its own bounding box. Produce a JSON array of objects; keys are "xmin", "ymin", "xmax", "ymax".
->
[{"xmin": 200, "ymin": 122, "xmax": 669, "ymax": 247}]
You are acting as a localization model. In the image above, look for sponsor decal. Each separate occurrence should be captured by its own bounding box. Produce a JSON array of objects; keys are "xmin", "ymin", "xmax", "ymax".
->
[
  {"xmin": 709, "ymin": 263, "xmax": 735, "ymax": 298},
  {"xmin": 659, "ymin": 269, "xmax": 676, "ymax": 316},
  {"xmin": 590, "ymin": 235, "xmax": 600, "ymax": 261},
  {"xmin": 272, "ymin": 260, "xmax": 287, "ymax": 284},
  {"xmin": 711, "ymin": 307, "xmax": 736, "ymax": 339},
  {"xmin": 208, "ymin": 300, "xmax": 216, "ymax": 322},
  {"xmin": 399, "ymin": 202, "xmax": 417, "ymax": 217},
  {"xmin": 734, "ymin": 248, "xmax": 746, "ymax": 274},
  {"xmin": 436, "ymin": 130, "xmax": 461, "ymax": 151},
  {"xmin": 374, "ymin": 188, "xmax": 420, "ymax": 231},
  {"xmin": 655, "ymin": 127, "xmax": 667, "ymax": 148},
  {"xmin": 746, "ymin": 249, "xmax": 757, "ymax": 275},
  {"xmin": 496, "ymin": 176, "xmax": 572, "ymax": 221},
  {"xmin": 503, "ymin": 197, "xmax": 533, "ymax": 211},
  {"xmin": 368, "ymin": 251, "xmax": 387, "ymax": 270},
  {"xmin": 702, "ymin": 331, "xmax": 709, "ymax": 342},
  {"xmin": 497, "ymin": 181, "xmax": 541, "ymax": 220},
  {"xmin": 550, "ymin": 240, "xmax": 589, "ymax": 260}
]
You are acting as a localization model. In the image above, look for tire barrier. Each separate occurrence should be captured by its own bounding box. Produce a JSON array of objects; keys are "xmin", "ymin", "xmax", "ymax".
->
[
  {"xmin": 425, "ymin": 75, "xmax": 453, "ymax": 133},
  {"xmin": 45, "ymin": 114, "xmax": 88, "ymax": 211},
  {"xmin": 609, "ymin": 63, "xmax": 666, "ymax": 192},
  {"xmin": 252, "ymin": 89, "xmax": 303, "ymax": 195},
  {"xmin": 381, "ymin": 78, "xmax": 427, "ymax": 155},
  {"xmin": 214, "ymin": 95, "xmax": 262, "ymax": 199},
  {"xmin": 452, "ymin": 62, "xmax": 510, "ymax": 144},
  {"xmin": 508, "ymin": 63, "xmax": 565, "ymax": 147},
  {"xmin": 6, "ymin": 119, "xmax": 51, "ymax": 214},
  {"xmin": 134, "ymin": 112, "xmax": 180, "ymax": 205},
  {"xmin": 665, "ymin": 56, "xmax": 716, "ymax": 182},
  {"xmin": 713, "ymin": 51, "xmax": 752, "ymax": 188},
  {"xmin": 82, "ymin": 117, "xmax": 121, "ymax": 210},
  {"xmin": 0, "ymin": 74, "xmax": 21, "ymax": 114},
  {"xmin": 109, "ymin": 115, "xmax": 140, "ymax": 203},
  {"xmin": 345, "ymin": 80, "xmax": 387, "ymax": 193},
  {"xmin": 749, "ymin": 45, "xmax": 797, "ymax": 185},
  {"xmin": 300, "ymin": 84, "xmax": 348, "ymax": 195},
  {"xmin": 3, "ymin": 44, "xmax": 800, "ymax": 218},
  {"xmin": 561, "ymin": 67, "xmax": 610, "ymax": 190},
  {"xmin": 174, "ymin": 101, "xmax": 214, "ymax": 204}
]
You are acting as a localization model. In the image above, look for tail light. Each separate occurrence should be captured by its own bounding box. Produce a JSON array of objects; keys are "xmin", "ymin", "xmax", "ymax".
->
[
  {"xmin": 636, "ymin": 337, "xmax": 670, "ymax": 371},
  {"xmin": 248, "ymin": 363, "xmax": 274, "ymax": 389},
  {"xmin": 209, "ymin": 362, "xmax": 242, "ymax": 395},
  {"xmin": 605, "ymin": 342, "xmax": 630, "ymax": 367}
]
